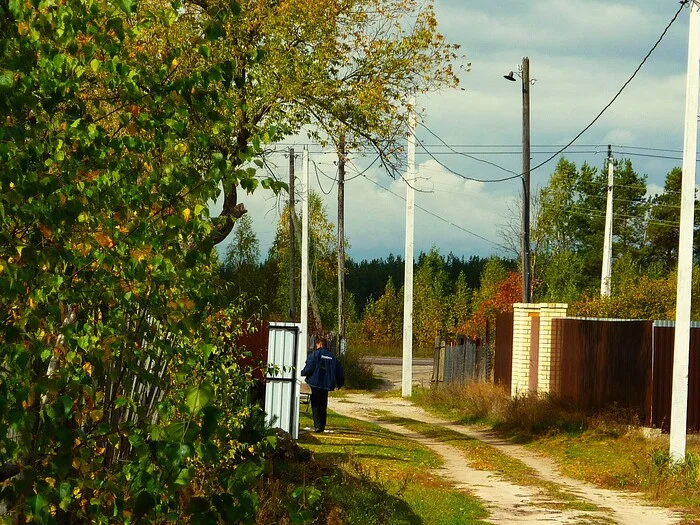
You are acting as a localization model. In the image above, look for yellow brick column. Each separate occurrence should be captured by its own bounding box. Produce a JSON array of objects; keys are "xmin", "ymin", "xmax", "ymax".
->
[
  {"xmin": 511, "ymin": 303, "xmax": 541, "ymax": 397},
  {"xmin": 536, "ymin": 303, "xmax": 568, "ymax": 394}
]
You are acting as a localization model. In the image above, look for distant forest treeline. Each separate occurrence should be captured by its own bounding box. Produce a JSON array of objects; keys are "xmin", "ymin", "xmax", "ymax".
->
[{"xmin": 346, "ymin": 253, "xmax": 499, "ymax": 313}]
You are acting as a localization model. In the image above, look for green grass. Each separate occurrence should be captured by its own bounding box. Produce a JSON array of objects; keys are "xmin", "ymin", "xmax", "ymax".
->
[
  {"xmin": 295, "ymin": 410, "xmax": 489, "ymax": 524},
  {"xmin": 526, "ymin": 431, "xmax": 700, "ymax": 518}
]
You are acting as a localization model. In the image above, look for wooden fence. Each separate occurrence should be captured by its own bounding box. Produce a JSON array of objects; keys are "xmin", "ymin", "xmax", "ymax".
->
[{"xmin": 432, "ymin": 337, "xmax": 489, "ymax": 385}]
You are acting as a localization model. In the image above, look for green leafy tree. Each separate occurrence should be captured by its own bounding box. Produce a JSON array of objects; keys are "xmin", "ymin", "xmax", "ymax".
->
[
  {"xmin": 645, "ymin": 167, "xmax": 700, "ymax": 270},
  {"xmin": 448, "ymin": 271, "xmax": 473, "ymax": 334},
  {"xmin": 354, "ymin": 277, "xmax": 403, "ymax": 348},
  {"xmin": 346, "ymin": 254, "xmax": 405, "ymax": 314},
  {"xmin": 538, "ymin": 250, "xmax": 587, "ymax": 303},
  {"xmin": 224, "ymin": 214, "xmax": 260, "ymax": 270},
  {"xmin": 304, "ymin": 0, "xmax": 462, "ymax": 346},
  {"xmin": 267, "ymin": 193, "xmax": 337, "ymax": 329},
  {"xmin": 535, "ymin": 157, "xmax": 648, "ymax": 300},
  {"xmin": 413, "ymin": 248, "xmax": 450, "ymax": 349},
  {"xmin": 307, "ymin": 0, "xmax": 462, "ymax": 167},
  {"xmin": 221, "ymin": 214, "xmax": 266, "ymax": 315},
  {"xmin": 570, "ymin": 267, "xmax": 676, "ymax": 320},
  {"xmin": 0, "ymin": 0, "xmax": 282, "ymax": 521}
]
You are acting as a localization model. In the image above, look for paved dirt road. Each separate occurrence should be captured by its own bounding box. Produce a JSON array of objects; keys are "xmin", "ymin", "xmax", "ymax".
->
[{"xmin": 328, "ymin": 360, "xmax": 682, "ymax": 524}]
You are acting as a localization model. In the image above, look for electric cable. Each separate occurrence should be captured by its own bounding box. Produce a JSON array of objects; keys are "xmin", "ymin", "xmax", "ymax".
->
[
  {"xmin": 312, "ymin": 160, "xmax": 336, "ymax": 195},
  {"xmin": 361, "ymin": 174, "xmax": 510, "ymax": 250},
  {"xmin": 528, "ymin": 1, "xmax": 687, "ymax": 175},
  {"xmin": 418, "ymin": 122, "xmax": 522, "ymax": 177},
  {"xmin": 615, "ymin": 150, "xmax": 700, "ymax": 162},
  {"xmin": 345, "ymin": 155, "xmax": 382, "ymax": 181},
  {"xmin": 409, "ymin": 127, "xmax": 521, "ymax": 183}
]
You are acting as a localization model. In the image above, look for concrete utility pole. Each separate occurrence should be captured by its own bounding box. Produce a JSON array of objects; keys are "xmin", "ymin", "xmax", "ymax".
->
[
  {"xmin": 289, "ymin": 148, "xmax": 296, "ymax": 320},
  {"xmin": 301, "ymin": 148, "xmax": 309, "ymax": 353},
  {"xmin": 601, "ymin": 145, "xmax": 614, "ymax": 297},
  {"xmin": 670, "ymin": 1, "xmax": 700, "ymax": 461},
  {"xmin": 402, "ymin": 95, "xmax": 416, "ymax": 398},
  {"xmin": 521, "ymin": 57, "xmax": 532, "ymax": 303},
  {"xmin": 337, "ymin": 137, "xmax": 346, "ymax": 352}
]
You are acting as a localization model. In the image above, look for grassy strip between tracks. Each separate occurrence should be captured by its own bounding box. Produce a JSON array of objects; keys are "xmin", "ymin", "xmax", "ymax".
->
[
  {"xmin": 291, "ymin": 410, "xmax": 489, "ymax": 525},
  {"xmin": 379, "ymin": 414, "xmax": 602, "ymax": 514}
]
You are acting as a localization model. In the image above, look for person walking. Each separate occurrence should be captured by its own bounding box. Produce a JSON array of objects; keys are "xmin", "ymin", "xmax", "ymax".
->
[{"xmin": 300, "ymin": 336, "xmax": 344, "ymax": 433}]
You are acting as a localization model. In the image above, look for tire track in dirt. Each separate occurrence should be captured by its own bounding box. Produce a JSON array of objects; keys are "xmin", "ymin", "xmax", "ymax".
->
[{"xmin": 329, "ymin": 393, "xmax": 682, "ymax": 525}]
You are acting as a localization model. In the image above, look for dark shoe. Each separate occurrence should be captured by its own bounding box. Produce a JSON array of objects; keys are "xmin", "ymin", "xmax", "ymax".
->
[{"xmin": 315, "ymin": 428, "xmax": 323, "ymax": 433}]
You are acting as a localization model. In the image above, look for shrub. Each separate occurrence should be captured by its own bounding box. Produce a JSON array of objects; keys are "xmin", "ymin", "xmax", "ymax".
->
[
  {"xmin": 501, "ymin": 393, "xmax": 588, "ymax": 439},
  {"xmin": 339, "ymin": 349, "xmax": 381, "ymax": 390},
  {"xmin": 416, "ymin": 382, "xmax": 511, "ymax": 424}
]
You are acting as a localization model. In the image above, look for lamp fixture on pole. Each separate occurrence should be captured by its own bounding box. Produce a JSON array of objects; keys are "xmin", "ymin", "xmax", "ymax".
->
[{"xmin": 504, "ymin": 57, "xmax": 534, "ymax": 303}]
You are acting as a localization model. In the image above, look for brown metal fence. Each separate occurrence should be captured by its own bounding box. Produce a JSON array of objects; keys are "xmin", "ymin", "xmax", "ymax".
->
[
  {"xmin": 650, "ymin": 323, "xmax": 700, "ymax": 432},
  {"xmin": 494, "ymin": 312, "xmax": 514, "ymax": 391},
  {"xmin": 555, "ymin": 318, "xmax": 653, "ymax": 418},
  {"xmin": 493, "ymin": 314, "xmax": 700, "ymax": 432}
]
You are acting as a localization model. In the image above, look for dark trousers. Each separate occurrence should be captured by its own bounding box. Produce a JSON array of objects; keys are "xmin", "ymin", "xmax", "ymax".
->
[{"xmin": 310, "ymin": 387, "xmax": 329, "ymax": 432}]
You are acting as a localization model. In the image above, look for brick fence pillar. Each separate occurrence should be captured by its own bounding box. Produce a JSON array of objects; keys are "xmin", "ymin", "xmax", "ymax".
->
[{"xmin": 511, "ymin": 303, "xmax": 568, "ymax": 397}]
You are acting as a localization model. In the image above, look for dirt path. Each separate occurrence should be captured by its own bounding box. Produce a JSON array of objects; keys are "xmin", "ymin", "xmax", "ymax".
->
[{"xmin": 328, "ymin": 393, "xmax": 683, "ymax": 525}]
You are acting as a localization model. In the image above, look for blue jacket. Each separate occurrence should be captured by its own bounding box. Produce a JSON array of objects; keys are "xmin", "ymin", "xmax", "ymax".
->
[{"xmin": 300, "ymin": 347, "xmax": 345, "ymax": 391}]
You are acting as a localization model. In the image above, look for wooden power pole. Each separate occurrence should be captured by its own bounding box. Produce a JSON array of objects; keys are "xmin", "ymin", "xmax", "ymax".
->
[
  {"xmin": 521, "ymin": 56, "xmax": 531, "ymax": 303},
  {"xmin": 337, "ymin": 137, "xmax": 346, "ymax": 351},
  {"xmin": 289, "ymin": 147, "xmax": 296, "ymax": 321}
]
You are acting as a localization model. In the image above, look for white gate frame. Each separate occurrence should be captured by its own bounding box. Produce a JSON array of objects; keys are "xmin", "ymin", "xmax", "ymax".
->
[{"xmin": 264, "ymin": 322, "xmax": 305, "ymax": 439}]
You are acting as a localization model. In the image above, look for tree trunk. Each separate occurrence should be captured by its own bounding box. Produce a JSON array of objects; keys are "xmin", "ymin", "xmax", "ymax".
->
[{"xmin": 289, "ymin": 147, "xmax": 296, "ymax": 320}]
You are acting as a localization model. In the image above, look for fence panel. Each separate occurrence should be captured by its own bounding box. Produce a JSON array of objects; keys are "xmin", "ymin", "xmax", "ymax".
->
[
  {"xmin": 650, "ymin": 324, "xmax": 700, "ymax": 432},
  {"xmin": 494, "ymin": 312, "xmax": 514, "ymax": 390},
  {"xmin": 433, "ymin": 341, "xmax": 479, "ymax": 385},
  {"xmin": 557, "ymin": 318, "xmax": 652, "ymax": 417}
]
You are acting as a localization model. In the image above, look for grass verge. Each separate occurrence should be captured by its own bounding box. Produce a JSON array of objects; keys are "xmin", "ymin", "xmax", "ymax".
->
[{"xmin": 270, "ymin": 410, "xmax": 490, "ymax": 524}]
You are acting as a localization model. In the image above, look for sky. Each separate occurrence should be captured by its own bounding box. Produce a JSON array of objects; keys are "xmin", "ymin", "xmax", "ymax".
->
[{"xmin": 215, "ymin": 0, "xmax": 698, "ymax": 264}]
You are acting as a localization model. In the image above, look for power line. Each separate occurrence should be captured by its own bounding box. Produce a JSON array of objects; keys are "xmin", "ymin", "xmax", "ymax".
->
[
  {"xmin": 312, "ymin": 160, "xmax": 336, "ymax": 195},
  {"xmin": 615, "ymin": 150, "xmax": 700, "ymax": 162},
  {"xmin": 615, "ymin": 144, "xmax": 684, "ymax": 154},
  {"xmin": 345, "ymin": 155, "xmax": 382, "ymax": 181},
  {"xmin": 414, "ymin": 140, "xmax": 522, "ymax": 183},
  {"xmin": 272, "ymin": 141, "xmax": 611, "ymax": 149},
  {"xmin": 418, "ymin": 122, "xmax": 521, "ymax": 177},
  {"xmin": 360, "ymin": 174, "xmax": 510, "ymax": 250},
  {"xmin": 545, "ymin": 202, "xmax": 682, "ymax": 228},
  {"xmin": 416, "ymin": 150, "xmax": 603, "ymax": 156},
  {"xmin": 528, "ymin": 1, "xmax": 687, "ymax": 175},
  {"xmin": 262, "ymin": 143, "xmax": 693, "ymax": 159}
]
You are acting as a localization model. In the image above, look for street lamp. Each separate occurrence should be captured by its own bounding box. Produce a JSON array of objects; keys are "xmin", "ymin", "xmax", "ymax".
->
[{"xmin": 504, "ymin": 57, "xmax": 533, "ymax": 303}]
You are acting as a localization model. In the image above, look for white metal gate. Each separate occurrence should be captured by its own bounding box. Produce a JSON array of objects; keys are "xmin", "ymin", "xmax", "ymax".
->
[{"xmin": 264, "ymin": 322, "xmax": 304, "ymax": 439}]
